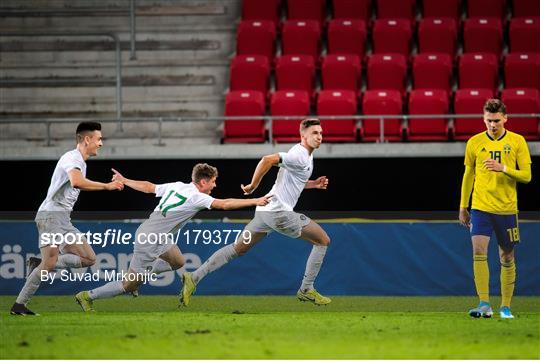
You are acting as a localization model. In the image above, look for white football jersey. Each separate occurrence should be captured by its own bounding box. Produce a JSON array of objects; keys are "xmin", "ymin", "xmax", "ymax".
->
[
  {"xmin": 257, "ymin": 143, "xmax": 313, "ymax": 212},
  {"xmin": 138, "ymin": 181, "xmax": 215, "ymax": 235},
  {"xmin": 36, "ymin": 149, "xmax": 86, "ymax": 218}
]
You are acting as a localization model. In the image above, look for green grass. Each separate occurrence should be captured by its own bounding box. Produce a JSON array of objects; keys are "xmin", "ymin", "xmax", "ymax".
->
[{"xmin": 1, "ymin": 296, "xmax": 539, "ymax": 359}]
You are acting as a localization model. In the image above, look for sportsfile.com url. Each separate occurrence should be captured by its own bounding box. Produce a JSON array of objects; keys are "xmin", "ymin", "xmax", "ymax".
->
[{"xmin": 40, "ymin": 229, "xmax": 253, "ymax": 248}]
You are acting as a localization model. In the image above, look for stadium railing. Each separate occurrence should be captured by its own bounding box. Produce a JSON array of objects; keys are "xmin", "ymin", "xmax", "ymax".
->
[
  {"xmin": 0, "ymin": 114, "xmax": 539, "ymax": 145},
  {"xmin": 1, "ymin": 32, "xmax": 124, "ymax": 123}
]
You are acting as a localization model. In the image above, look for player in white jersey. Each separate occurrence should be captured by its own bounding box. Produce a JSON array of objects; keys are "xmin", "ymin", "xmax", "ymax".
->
[
  {"xmin": 180, "ymin": 118, "xmax": 332, "ymax": 306},
  {"xmin": 74, "ymin": 163, "xmax": 272, "ymax": 311},
  {"xmin": 10, "ymin": 122, "xmax": 124, "ymax": 315}
]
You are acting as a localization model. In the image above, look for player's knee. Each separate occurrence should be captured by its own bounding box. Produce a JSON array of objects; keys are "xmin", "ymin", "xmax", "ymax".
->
[
  {"xmin": 170, "ymin": 258, "xmax": 185, "ymax": 270},
  {"xmin": 313, "ymin": 232, "xmax": 330, "ymax": 246},
  {"xmin": 80, "ymin": 255, "xmax": 96, "ymax": 267},
  {"xmin": 42, "ymin": 260, "xmax": 56, "ymax": 272},
  {"xmin": 234, "ymin": 245, "xmax": 248, "ymax": 257},
  {"xmin": 500, "ymin": 253, "xmax": 514, "ymax": 263},
  {"xmin": 320, "ymin": 233, "xmax": 331, "ymax": 246},
  {"xmin": 472, "ymin": 246, "xmax": 487, "ymax": 256}
]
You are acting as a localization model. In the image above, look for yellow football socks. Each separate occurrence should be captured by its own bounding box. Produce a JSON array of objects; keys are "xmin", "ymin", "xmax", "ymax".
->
[
  {"xmin": 473, "ymin": 255, "xmax": 490, "ymax": 302},
  {"xmin": 500, "ymin": 259, "xmax": 516, "ymax": 308}
]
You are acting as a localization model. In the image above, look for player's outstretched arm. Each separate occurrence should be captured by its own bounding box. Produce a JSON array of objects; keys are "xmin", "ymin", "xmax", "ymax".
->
[
  {"xmin": 241, "ymin": 153, "xmax": 280, "ymax": 195},
  {"xmin": 68, "ymin": 169, "xmax": 123, "ymax": 191},
  {"xmin": 111, "ymin": 168, "xmax": 156, "ymax": 193},
  {"xmin": 459, "ymin": 165, "xmax": 475, "ymax": 227},
  {"xmin": 305, "ymin": 176, "xmax": 329, "ymax": 189},
  {"xmin": 211, "ymin": 195, "xmax": 272, "ymax": 210}
]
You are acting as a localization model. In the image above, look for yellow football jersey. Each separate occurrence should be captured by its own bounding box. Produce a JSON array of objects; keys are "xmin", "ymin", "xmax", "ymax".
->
[{"xmin": 464, "ymin": 130, "xmax": 532, "ymax": 214}]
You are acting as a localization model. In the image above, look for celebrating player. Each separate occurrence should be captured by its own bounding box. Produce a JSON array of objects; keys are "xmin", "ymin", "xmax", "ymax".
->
[
  {"xmin": 459, "ymin": 99, "xmax": 532, "ymax": 319},
  {"xmin": 180, "ymin": 118, "xmax": 331, "ymax": 306},
  {"xmin": 75, "ymin": 163, "xmax": 271, "ymax": 311},
  {"xmin": 10, "ymin": 122, "xmax": 124, "ymax": 315}
]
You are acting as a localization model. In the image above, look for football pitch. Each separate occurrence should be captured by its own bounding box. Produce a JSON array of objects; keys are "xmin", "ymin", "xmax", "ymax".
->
[{"xmin": 1, "ymin": 296, "xmax": 539, "ymax": 359}]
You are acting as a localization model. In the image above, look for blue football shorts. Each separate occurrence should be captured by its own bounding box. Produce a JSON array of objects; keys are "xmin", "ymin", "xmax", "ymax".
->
[{"xmin": 470, "ymin": 209, "xmax": 520, "ymax": 251}]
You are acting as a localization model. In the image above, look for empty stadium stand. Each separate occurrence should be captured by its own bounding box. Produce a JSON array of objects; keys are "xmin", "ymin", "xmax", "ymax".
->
[
  {"xmin": 270, "ymin": 90, "xmax": 311, "ymax": 142},
  {"xmin": 361, "ymin": 90, "xmax": 403, "ymax": 142},
  {"xmin": 454, "ymin": 89, "xmax": 495, "ymax": 140},
  {"xmin": 1, "ymin": 0, "xmax": 240, "ymax": 144},
  {"xmin": 224, "ymin": 90, "xmax": 266, "ymax": 143}
]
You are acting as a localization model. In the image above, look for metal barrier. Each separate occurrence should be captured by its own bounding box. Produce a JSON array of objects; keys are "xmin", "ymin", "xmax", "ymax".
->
[
  {"xmin": 1, "ymin": 114, "xmax": 538, "ymax": 146},
  {"xmin": 1, "ymin": 32, "xmax": 124, "ymax": 128}
]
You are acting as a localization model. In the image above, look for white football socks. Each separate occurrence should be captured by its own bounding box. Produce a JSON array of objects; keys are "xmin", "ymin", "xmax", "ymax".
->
[
  {"xmin": 15, "ymin": 253, "xmax": 84, "ymax": 305},
  {"xmin": 56, "ymin": 254, "xmax": 82, "ymax": 268},
  {"xmin": 151, "ymin": 258, "xmax": 172, "ymax": 274},
  {"xmin": 191, "ymin": 244, "xmax": 238, "ymax": 284},
  {"xmin": 15, "ymin": 267, "xmax": 42, "ymax": 305},
  {"xmin": 300, "ymin": 245, "xmax": 328, "ymax": 292},
  {"xmin": 88, "ymin": 280, "xmax": 125, "ymax": 300}
]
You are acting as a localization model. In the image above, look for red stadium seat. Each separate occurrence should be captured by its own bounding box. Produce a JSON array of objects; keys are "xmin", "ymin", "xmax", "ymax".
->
[
  {"xmin": 332, "ymin": 0, "xmax": 371, "ymax": 22},
  {"xmin": 501, "ymin": 88, "xmax": 540, "ymax": 140},
  {"xmin": 407, "ymin": 89, "xmax": 450, "ymax": 141},
  {"xmin": 422, "ymin": 0, "xmax": 461, "ymax": 22},
  {"xmin": 459, "ymin": 53, "xmax": 499, "ymax": 92},
  {"xmin": 241, "ymin": 0, "xmax": 280, "ymax": 25},
  {"xmin": 361, "ymin": 90, "xmax": 403, "ymax": 141},
  {"xmin": 513, "ymin": 0, "xmax": 540, "ymax": 17},
  {"xmin": 418, "ymin": 17, "xmax": 458, "ymax": 57},
  {"xmin": 372, "ymin": 19, "xmax": 412, "ymax": 57},
  {"xmin": 453, "ymin": 89, "xmax": 495, "ymax": 140},
  {"xmin": 275, "ymin": 55, "xmax": 316, "ymax": 95},
  {"xmin": 224, "ymin": 91, "xmax": 266, "ymax": 143},
  {"xmin": 317, "ymin": 90, "xmax": 358, "ymax": 142},
  {"xmin": 327, "ymin": 19, "xmax": 367, "ymax": 57},
  {"xmin": 412, "ymin": 53, "xmax": 453, "ymax": 92},
  {"xmin": 463, "ymin": 17, "xmax": 503, "ymax": 55},
  {"xmin": 467, "ymin": 0, "xmax": 506, "ymax": 19},
  {"xmin": 229, "ymin": 55, "xmax": 270, "ymax": 95},
  {"xmin": 505, "ymin": 53, "xmax": 540, "ymax": 92},
  {"xmin": 236, "ymin": 20, "xmax": 276, "ymax": 59},
  {"xmin": 509, "ymin": 18, "xmax": 540, "ymax": 54},
  {"xmin": 270, "ymin": 90, "xmax": 311, "ymax": 142},
  {"xmin": 367, "ymin": 54, "xmax": 408, "ymax": 94},
  {"xmin": 282, "ymin": 20, "xmax": 321, "ymax": 59},
  {"xmin": 321, "ymin": 55, "xmax": 362, "ymax": 92},
  {"xmin": 376, "ymin": 0, "xmax": 416, "ymax": 20},
  {"xmin": 287, "ymin": 0, "xmax": 326, "ymax": 23}
]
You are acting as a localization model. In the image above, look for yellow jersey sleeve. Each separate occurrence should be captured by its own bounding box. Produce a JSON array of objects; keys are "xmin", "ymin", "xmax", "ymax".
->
[
  {"xmin": 503, "ymin": 135, "xmax": 532, "ymax": 183},
  {"xmin": 464, "ymin": 138, "xmax": 476, "ymax": 167},
  {"xmin": 517, "ymin": 135, "xmax": 532, "ymax": 167}
]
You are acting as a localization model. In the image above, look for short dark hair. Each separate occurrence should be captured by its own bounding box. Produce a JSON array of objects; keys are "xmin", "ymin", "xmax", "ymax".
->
[
  {"xmin": 76, "ymin": 122, "xmax": 102, "ymax": 143},
  {"xmin": 483, "ymin": 99, "xmax": 507, "ymax": 115},
  {"xmin": 300, "ymin": 118, "xmax": 321, "ymax": 133},
  {"xmin": 192, "ymin": 163, "xmax": 218, "ymax": 183}
]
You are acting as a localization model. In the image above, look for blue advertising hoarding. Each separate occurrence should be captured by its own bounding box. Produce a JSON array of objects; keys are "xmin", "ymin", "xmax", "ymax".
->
[{"xmin": 1, "ymin": 220, "xmax": 539, "ymax": 296}]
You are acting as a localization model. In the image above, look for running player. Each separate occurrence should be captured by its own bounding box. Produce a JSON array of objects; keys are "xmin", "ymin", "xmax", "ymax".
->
[
  {"xmin": 10, "ymin": 122, "xmax": 124, "ymax": 315},
  {"xmin": 459, "ymin": 99, "xmax": 532, "ymax": 319},
  {"xmin": 180, "ymin": 118, "xmax": 331, "ymax": 306},
  {"xmin": 75, "ymin": 163, "xmax": 271, "ymax": 311}
]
